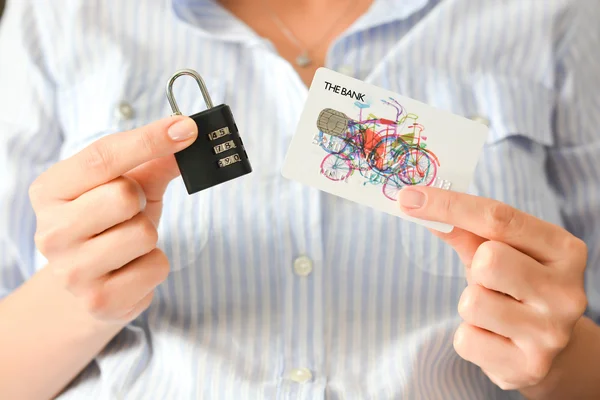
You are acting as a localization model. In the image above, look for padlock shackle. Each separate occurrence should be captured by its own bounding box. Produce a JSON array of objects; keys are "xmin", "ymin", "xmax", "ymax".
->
[{"xmin": 166, "ymin": 68, "xmax": 214, "ymax": 115}]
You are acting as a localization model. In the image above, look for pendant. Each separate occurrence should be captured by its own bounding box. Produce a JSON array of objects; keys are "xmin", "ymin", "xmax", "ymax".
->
[{"xmin": 295, "ymin": 52, "xmax": 312, "ymax": 67}]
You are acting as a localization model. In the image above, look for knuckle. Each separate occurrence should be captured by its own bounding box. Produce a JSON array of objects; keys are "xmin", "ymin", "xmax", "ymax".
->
[
  {"xmin": 112, "ymin": 179, "xmax": 143, "ymax": 216},
  {"xmin": 525, "ymin": 354, "xmax": 552, "ymax": 385},
  {"xmin": 137, "ymin": 128, "xmax": 161, "ymax": 156},
  {"xmin": 136, "ymin": 216, "xmax": 158, "ymax": 247},
  {"xmin": 34, "ymin": 215, "xmax": 76, "ymax": 256},
  {"xmin": 138, "ymin": 249, "xmax": 170, "ymax": 285},
  {"xmin": 543, "ymin": 326, "xmax": 571, "ymax": 351},
  {"xmin": 84, "ymin": 289, "xmax": 108, "ymax": 316},
  {"xmin": 58, "ymin": 266, "xmax": 83, "ymax": 290},
  {"xmin": 458, "ymin": 285, "xmax": 482, "ymax": 322},
  {"xmin": 151, "ymin": 248, "xmax": 169, "ymax": 264},
  {"xmin": 564, "ymin": 235, "xmax": 587, "ymax": 253},
  {"xmin": 562, "ymin": 290, "xmax": 588, "ymax": 319},
  {"xmin": 28, "ymin": 178, "xmax": 46, "ymax": 205},
  {"xmin": 34, "ymin": 232, "xmax": 51, "ymax": 255},
  {"xmin": 83, "ymin": 141, "xmax": 114, "ymax": 176},
  {"xmin": 34, "ymin": 227, "xmax": 62, "ymax": 255},
  {"xmin": 564, "ymin": 235, "xmax": 588, "ymax": 264},
  {"xmin": 452, "ymin": 324, "xmax": 469, "ymax": 356},
  {"xmin": 472, "ymin": 241, "xmax": 499, "ymax": 277},
  {"xmin": 437, "ymin": 192, "xmax": 454, "ymax": 218},
  {"xmin": 154, "ymin": 253, "xmax": 171, "ymax": 282},
  {"xmin": 154, "ymin": 266, "xmax": 170, "ymax": 284},
  {"xmin": 485, "ymin": 202, "xmax": 519, "ymax": 236}
]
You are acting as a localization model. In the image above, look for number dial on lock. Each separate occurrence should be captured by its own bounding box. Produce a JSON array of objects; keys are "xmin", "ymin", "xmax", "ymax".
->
[{"xmin": 165, "ymin": 69, "xmax": 252, "ymax": 195}]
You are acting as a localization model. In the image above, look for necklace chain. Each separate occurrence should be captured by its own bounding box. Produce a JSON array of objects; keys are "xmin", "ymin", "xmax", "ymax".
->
[{"xmin": 262, "ymin": 0, "xmax": 355, "ymax": 67}]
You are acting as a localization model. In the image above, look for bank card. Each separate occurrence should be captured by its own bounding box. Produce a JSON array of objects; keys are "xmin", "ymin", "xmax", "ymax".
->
[{"xmin": 281, "ymin": 67, "xmax": 489, "ymax": 233}]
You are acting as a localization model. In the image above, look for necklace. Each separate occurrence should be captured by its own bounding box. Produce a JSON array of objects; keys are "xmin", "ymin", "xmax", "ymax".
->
[{"xmin": 262, "ymin": 0, "xmax": 354, "ymax": 67}]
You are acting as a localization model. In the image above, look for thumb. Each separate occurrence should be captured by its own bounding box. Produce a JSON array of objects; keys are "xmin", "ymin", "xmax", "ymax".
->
[{"xmin": 125, "ymin": 116, "xmax": 197, "ymax": 200}]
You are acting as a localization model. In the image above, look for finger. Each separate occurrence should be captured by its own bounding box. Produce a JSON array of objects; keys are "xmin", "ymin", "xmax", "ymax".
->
[
  {"xmin": 397, "ymin": 186, "xmax": 565, "ymax": 263},
  {"xmin": 74, "ymin": 176, "xmax": 147, "ymax": 235},
  {"xmin": 52, "ymin": 213, "xmax": 158, "ymax": 290},
  {"xmin": 458, "ymin": 284, "xmax": 536, "ymax": 341},
  {"xmin": 470, "ymin": 241, "xmax": 549, "ymax": 302},
  {"xmin": 35, "ymin": 116, "xmax": 197, "ymax": 201},
  {"xmin": 428, "ymin": 226, "xmax": 486, "ymax": 268},
  {"xmin": 34, "ymin": 177, "xmax": 146, "ymax": 258},
  {"xmin": 83, "ymin": 249, "xmax": 169, "ymax": 321},
  {"xmin": 124, "ymin": 155, "xmax": 180, "ymax": 225},
  {"xmin": 125, "ymin": 155, "xmax": 180, "ymax": 202},
  {"xmin": 453, "ymin": 322, "xmax": 525, "ymax": 387}
]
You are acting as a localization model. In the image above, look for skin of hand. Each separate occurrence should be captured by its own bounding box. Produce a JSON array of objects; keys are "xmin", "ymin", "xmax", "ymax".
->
[
  {"xmin": 29, "ymin": 115, "xmax": 198, "ymax": 323},
  {"xmin": 397, "ymin": 186, "xmax": 597, "ymax": 398}
]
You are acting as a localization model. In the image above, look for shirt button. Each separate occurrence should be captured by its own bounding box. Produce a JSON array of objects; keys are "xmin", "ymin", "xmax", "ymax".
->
[
  {"xmin": 469, "ymin": 115, "xmax": 490, "ymax": 127},
  {"xmin": 289, "ymin": 367, "xmax": 313, "ymax": 383},
  {"xmin": 115, "ymin": 101, "xmax": 135, "ymax": 121},
  {"xmin": 336, "ymin": 65, "xmax": 354, "ymax": 76},
  {"xmin": 293, "ymin": 255, "xmax": 313, "ymax": 277}
]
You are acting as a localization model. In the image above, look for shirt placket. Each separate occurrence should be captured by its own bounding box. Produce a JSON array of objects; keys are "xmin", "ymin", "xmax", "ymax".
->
[{"xmin": 279, "ymin": 185, "xmax": 326, "ymax": 399}]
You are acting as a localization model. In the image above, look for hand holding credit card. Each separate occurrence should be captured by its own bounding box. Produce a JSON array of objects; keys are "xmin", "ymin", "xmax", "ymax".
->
[{"xmin": 281, "ymin": 68, "xmax": 489, "ymax": 233}]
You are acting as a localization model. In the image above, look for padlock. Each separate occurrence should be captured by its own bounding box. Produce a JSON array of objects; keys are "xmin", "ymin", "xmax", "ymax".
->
[{"xmin": 165, "ymin": 68, "xmax": 252, "ymax": 194}]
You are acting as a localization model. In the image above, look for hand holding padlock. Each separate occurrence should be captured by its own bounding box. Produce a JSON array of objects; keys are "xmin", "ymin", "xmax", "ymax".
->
[
  {"xmin": 166, "ymin": 69, "xmax": 252, "ymax": 194},
  {"xmin": 29, "ymin": 116, "xmax": 199, "ymax": 323}
]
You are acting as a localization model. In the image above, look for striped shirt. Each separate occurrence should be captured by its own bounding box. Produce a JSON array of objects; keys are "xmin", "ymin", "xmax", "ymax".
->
[{"xmin": 1, "ymin": 0, "xmax": 599, "ymax": 399}]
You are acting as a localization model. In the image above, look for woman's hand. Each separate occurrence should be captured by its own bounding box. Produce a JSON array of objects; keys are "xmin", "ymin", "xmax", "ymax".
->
[
  {"xmin": 398, "ymin": 186, "xmax": 588, "ymax": 392},
  {"xmin": 29, "ymin": 116, "xmax": 198, "ymax": 324}
]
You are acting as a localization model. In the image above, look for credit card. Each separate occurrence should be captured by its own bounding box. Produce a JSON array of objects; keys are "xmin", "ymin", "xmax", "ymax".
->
[{"xmin": 281, "ymin": 67, "xmax": 489, "ymax": 232}]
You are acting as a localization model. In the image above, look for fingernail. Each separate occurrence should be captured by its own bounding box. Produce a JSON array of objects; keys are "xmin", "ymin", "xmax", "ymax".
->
[
  {"xmin": 398, "ymin": 188, "xmax": 426, "ymax": 209},
  {"xmin": 167, "ymin": 118, "xmax": 197, "ymax": 141}
]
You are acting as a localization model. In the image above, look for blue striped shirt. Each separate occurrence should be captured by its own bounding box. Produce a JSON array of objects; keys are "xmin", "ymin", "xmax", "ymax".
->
[{"xmin": 1, "ymin": 0, "xmax": 599, "ymax": 398}]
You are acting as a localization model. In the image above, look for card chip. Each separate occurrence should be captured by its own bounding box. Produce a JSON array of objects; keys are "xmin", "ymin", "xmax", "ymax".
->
[
  {"xmin": 208, "ymin": 126, "xmax": 230, "ymax": 141},
  {"xmin": 218, "ymin": 154, "xmax": 241, "ymax": 168},
  {"xmin": 213, "ymin": 140, "xmax": 236, "ymax": 154},
  {"xmin": 317, "ymin": 108, "xmax": 349, "ymax": 137}
]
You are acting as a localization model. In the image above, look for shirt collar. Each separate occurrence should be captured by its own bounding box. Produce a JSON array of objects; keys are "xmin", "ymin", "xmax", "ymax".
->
[{"xmin": 170, "ymin": 0, "xmax": 431, "ymax": 43}]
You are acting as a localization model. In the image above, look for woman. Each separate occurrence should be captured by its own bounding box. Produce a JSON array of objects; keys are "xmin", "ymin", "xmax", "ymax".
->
[{"xmin": 1, "ymin": 0, "xmax": 599, "ymax": 398}]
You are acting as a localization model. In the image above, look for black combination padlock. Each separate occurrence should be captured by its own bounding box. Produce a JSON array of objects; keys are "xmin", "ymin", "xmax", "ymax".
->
[{"xmin": 165, "ymin": 69, "xmax": 252, "ymax": 194}]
